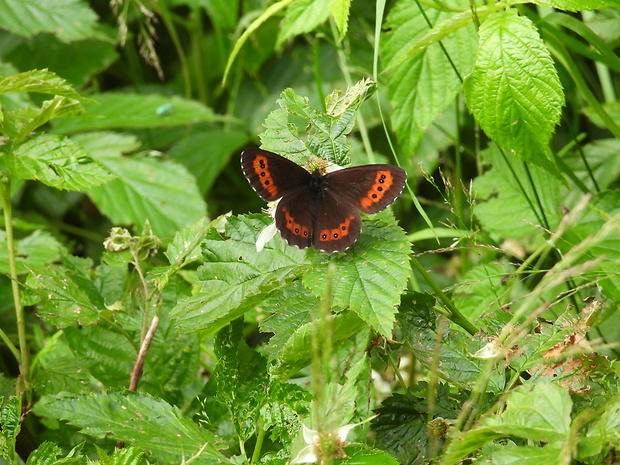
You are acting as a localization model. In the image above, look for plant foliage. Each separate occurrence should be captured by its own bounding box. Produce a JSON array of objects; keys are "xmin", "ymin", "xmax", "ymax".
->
[{"xmin": 0, "ymin": 0, "xmax": 619, "ymax": 464}]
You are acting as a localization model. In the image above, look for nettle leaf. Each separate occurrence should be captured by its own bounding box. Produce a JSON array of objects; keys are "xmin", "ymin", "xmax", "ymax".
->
[
  {"xmin": 2, "ymin": 96, "xmax": 85, "ymax": 143},
  {"xmin": 260, "ymin": 381, "xmax": 311, "ymax": 447},
  {"xmin": 272, "ymin": 310, "xmax": 366, "ymax": 380},
  {"xmin": 452, "ymin": 263, "xmax": 515, "ymax": 325},
  {"xmin": 0, "ymin": 69, "xmax": 89, "ymax": 101},
  {"xmin": 259, "ymin": 80, "xmax": 376, "ymax": 166},
  {"xmin": 74, "ymin": 132, "xmax": 206, "ymax": 239},
  {"xmin": 443, "ymin": 383, "xmax": 571, "ymax": 465},
  {"xmin": 93, "ymin": 445, "xmax": 144, "ymax": 465},
  {"xmin": 277, "ymin": 0, "xmax": 333, "ymax": 47},
  {"xmin": 6, "ymin": 133, "xmax": 116, "ymax": 190},
  {"xmin": 32, "ymin": 332, "xmax": 92, "ymax": 395},
  {"xmin": 53, "ymin": 92, "xmax": 226, "ymax": 133},
  {"xmin": 171, "ymin": 215, "xmax": 307, "ymax": 334},
  {"xmin": 382, "ymin": 0, "xmax": 477, "ymax": 153},
  {"xmin": 583, "ymin": 396, "xmax": 620, "ymax": 458},
  {"xmin": 34, "ymin": 391, "xmax": 233, "ymax": 465},
  {"xmin": 64, "ymin": 326, "xmax": 134, "ymax": 388},
  {"xmin": 339, "ymin": 447, "xmax": 401, "ymax": 464},
  {"xmin": 473, "ymin": 144, "xmax": 564, "ymax": 239},
  {"xmin": 536, "ymin": 0, "xmax": 620, "ymax": 11},
  {"xmin": 214, "ymin": 319, "xmax": 269, "ymax": 440},
  {"xmin": 164, "ymin": 217, "xmax": 213, "ymax": 268},
  {"xmin": 25, "ymin": 441, "xmax": 84, "ymax": 465},
  {"xmin": 397, "ymin": 292, "xmax": 505, "ymax": 391},
  {"xmin": 259, "ymin": 282, "xmax": 321, "ymax": 360},
  {"xmin": 331, "ymin": 0, "xmax": 351, "ymax": 40},
  {"xmin": 371, "ymin": 392, "xmax": 428, "ymax": 465},
  {"xmin": 29, "ymin": 261, "xmax": 108, "ymax": 328},
  {"xmin": 0, "ymin": 396, "xmax": 21, "ymax": 461},
  {"xmin": 303, "ymin": 214, "xmax": 410, "ymax": 336},
  {"xmin": 0, "ymin": 229, "xmax": 65, "ymax": 275},
  {"xmin": 0, "ymin": 0, "xmax": 98, "ymax": 42},
  {"xmin": 464, "ymin": 10, "xmax": 565, "ymax": 162}
]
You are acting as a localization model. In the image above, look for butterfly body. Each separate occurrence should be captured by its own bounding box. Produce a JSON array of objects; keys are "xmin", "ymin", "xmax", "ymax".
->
[{"xmin": 241, "ymin": 149, "xmax": 406, "ymax": 253}]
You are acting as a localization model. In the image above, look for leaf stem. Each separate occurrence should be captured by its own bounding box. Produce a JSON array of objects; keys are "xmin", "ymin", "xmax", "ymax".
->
[
  {"xmin": 410, "ymin": 256, "xmax": 477, "ymax": 335},
  {"xmin": 250, "ymin": 419, "xmax": 266, "ymax": 465},
  {"xmin": 0, "ymin": 173, "xmax": 31, "ymax": 405}
]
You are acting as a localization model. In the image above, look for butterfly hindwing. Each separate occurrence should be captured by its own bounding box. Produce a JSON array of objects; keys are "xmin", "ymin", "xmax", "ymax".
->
[
  {"xmin": 312, "ymin": 189, "xmax": 362, "ymax": 253},
  {"xmin": 241, "ymin": 149, "xmax": 310, "ymax": 202},
  {"xmin": 275, "ymin": 188, "xmax": 314, "ymax": 249},
  {"xmin": 325, "ymin": 165, "xmax": 407, "ymax": 214}
]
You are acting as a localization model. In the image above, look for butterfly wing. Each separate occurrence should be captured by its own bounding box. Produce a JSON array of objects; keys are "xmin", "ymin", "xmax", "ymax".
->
[
  {"xmin": 274, "ymin": 188, "xmax": 315, "ymax": 249},
  {"xmin": 241, "ymin": 149, "xmax": 311, "ymax": 202},
  {"xmin": 312, "ymin": 189, "xmax": 362, "ymax": 253},
  {"xmin": 324, "ymin": 165, "xmax": 407, "ymax": 214}
]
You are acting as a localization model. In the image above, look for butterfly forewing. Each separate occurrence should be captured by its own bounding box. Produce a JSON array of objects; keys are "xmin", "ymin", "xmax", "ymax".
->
[
  {"xmin": 325, "ymin": 165, "xmax": 407, "ymax": 214},
  {"xmin": 241, "ymin": 149, "xmax": 311, "ymax": 202}
]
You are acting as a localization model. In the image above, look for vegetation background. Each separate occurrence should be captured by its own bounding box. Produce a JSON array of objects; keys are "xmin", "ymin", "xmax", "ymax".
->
[{"xmin": 0, "ymin": 0, "xmax": 619, "ymax": 463}]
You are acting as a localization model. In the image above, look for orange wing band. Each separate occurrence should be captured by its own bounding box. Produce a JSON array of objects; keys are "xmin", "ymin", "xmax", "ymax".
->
[
  {"xmin": 282, "ymin": 207, "xmax": 309, "ymax": 238},
  {"xmin": 318, "ymin": 215, "xmax": 355, "ymax": 242},
  {"xmin": 360, "ymin": 170, "xmax": 394, "ymax": 209},
  {"xmin": 253, "ymin": 155, "xmax": 279, "ymax": 197}
]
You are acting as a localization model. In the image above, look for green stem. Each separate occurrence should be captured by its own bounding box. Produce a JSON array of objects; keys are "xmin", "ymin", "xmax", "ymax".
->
[
  {"xmin": 0, "ymin": 174, "xmax": 31, "ymax": 404},
  {"xmin": 250, "ymin": 420, "xmax": 266, "ymax": 465},
  {"xmin": 410, "ymin": 256, "xmax": 477, "ymax": 335}
]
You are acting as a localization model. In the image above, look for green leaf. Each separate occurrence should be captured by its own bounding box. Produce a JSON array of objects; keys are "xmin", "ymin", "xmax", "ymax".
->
[
  {"xmin": 214, "ymin": 319, "xmax": 269, "ymax": 440},
  {"xmin": 0, "ymin": 229, "xmax": 65, "ymax": 275},
  {"xmin": 28, "ymin": 260, "xmax": 107, "ymax": 328},
  {"xmin": 382, "ymin": 0, "xmax": 477, "ymax": 153},
  {"xmin": 277, "ymin": 0, "xmax": 334, "ymax": 47},
  {"xmin": 95, "ymin": 445, "xmax": 144, "ymax": 465},
  {"xmin": 6, "ymin": 134, "xmax": 116, "ymax": 190},
  {"xmin": 1, "ymin": 96, "xmax": 86, "ymax": 143},
  {"xmin": 536, "ymin": 0, "xmax": 620, "ymax": 11},
  {"xmin": 464, "ymin": 10, "xmax": 565, "ymax": 161},
  {"xmin": 443, "ymin": 383, "xmax": 572, "ymax": 465},
  {"xmin": 303, "ymin": 214, "xmax": 410, "ymax": 336},
  {"xmin": 259, "ymin": 282, "xmax": 321, "ymax": 360},
  {"xmin": 339, "ymin": 446, "xmax": 401, "ymax": 464},
  {"xmin": 0, "ymin": 0, "xmax": 99, "ymax": 42},
  {"xmin": 64, "ymin": 326, "xmax": 134, "ymax": 388},
  {"xmin": 164, "ymin": 217, "xmax": 213, "ymax": 268},
  {"xmin": 452, "ymin": 263, "xmax": 513, "ymax": 324},
  {"xmin": 74, "ymin": 132, "xmax": 207, "ymax": 239},
  {"xmin": 583, "ymin": 396, "xmax": 620, "ymax": 458},
  {"xmin": 0, "ymin": 396, "xmax": 21, "ymax": 461},
  {"xmin": 272, "ymin": 310, "xmax": 366, "ymax": 380},
  {"xmin": 473, "ymin": 144, "xmax": 563, "ymax": 238},
  {"xmin": 53, "ymin": 92, "xmax": 228, "ymax": 133},
  {"xmin": 170, "ymin": 215, "xmax": 307, "ymax": 334},
  {"xmin": 32, "ymin": 331, "xmax": 92, "ymax": 395},
  {"xmin": 34, "ymin": 391, "xmax": 233, "ymax": 465},
  {"xmin": 330, "ymin": 0, "xmax": 351, "ymax": 40},
  {"xmin": 397, "ymin": 292, "xmax": 506, "ymax": 391},
  {"xmin": 260, "ymin": 381, "xmax": 311, "ymax": 447},
  {"xmin": 259, "ymin": 80, "xmax": 376, "ymax": 166},
  {"xmin": 25, "ymin": 441, "xmax": 85, "ymax": 465},
  {"xmin": 168, "ymin": 128, "xmax": 248, "ymax": 194},
  {"xmin": 0, "ymin": 69, "xmax": 87, "ymax": 100},
  {"xmin": 5, "ymin": 34, "xmax": 119, "ymax": 88}
]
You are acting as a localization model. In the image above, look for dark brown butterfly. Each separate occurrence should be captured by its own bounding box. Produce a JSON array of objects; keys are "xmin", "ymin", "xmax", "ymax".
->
[{"xmin": 241, "ymin": 149, "xmax": 407, "ymax": 253}]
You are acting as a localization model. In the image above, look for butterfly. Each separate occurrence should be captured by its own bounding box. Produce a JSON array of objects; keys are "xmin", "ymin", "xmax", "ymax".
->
[{"xmin": 241, "ymin": 149, "xmax": 407, "ymax": 253}]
